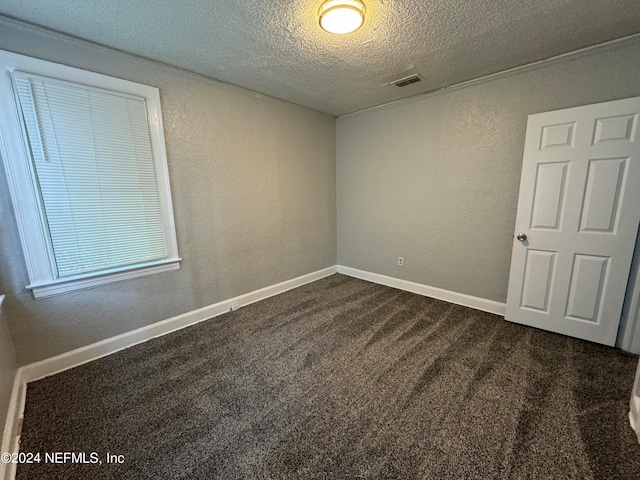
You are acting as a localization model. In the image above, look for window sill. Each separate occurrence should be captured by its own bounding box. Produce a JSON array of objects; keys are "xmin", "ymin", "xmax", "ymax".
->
[{"xmin": 26, "ymin": 259, "xmax": 181, "ymax": 299}]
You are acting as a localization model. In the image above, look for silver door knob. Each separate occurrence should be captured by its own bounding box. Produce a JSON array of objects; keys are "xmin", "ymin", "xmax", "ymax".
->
[{"xmin": 516, "ymin": 233, "xmax": 527, "ymax": 241}]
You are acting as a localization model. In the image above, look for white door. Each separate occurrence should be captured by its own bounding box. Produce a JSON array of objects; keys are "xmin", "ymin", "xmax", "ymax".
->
[{"xmin": 506, "ymin": 97, "xmax": 640, "ymax": 346}]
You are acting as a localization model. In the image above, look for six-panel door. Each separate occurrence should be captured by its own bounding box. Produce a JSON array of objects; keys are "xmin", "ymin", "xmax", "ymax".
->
[{"xmin": 506, "ymin": 97, "xmax": 640, "ymax": 346}]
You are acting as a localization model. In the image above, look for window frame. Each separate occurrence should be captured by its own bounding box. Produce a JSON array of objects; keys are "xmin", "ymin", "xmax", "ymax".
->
[{"xmin": 0, "ymin": 50, "xmax": 181, "ymax": 298}]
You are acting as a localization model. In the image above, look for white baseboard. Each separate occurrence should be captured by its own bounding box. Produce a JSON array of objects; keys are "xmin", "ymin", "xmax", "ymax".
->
[
  {"xmin": 630, "ymin": 400, "xmax": 640, "ymax": 445},
  {"xmin": 630, "ymin": 359, "xmax": 640, "ymax": 445},
  {"xmin": 13, "ymin": 265, "xmax": 504, "ymax": 385},
  {"xmin": 0, "ymin": 371, "xmax": 25, "ymax": 480},
  {"xmin": 4, "ymin": 263, "xmax": 503, "ymax": 480},
  {"xmin": 20, "ymin": 266, "xmax": 338, "ymax": 384},
  {"xmin": 337, "ymin": 266, "xmax": 506, "ymax": 316}
]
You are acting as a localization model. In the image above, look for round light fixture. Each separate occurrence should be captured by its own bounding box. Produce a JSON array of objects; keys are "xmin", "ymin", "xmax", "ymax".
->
[{"xmin": 319, "ymin": 0, "xmax": 365, "ymax": 35}]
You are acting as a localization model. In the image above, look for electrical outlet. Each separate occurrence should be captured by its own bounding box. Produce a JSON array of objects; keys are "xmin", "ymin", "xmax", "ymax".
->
[
  {"xmin": 230, "ymin": 303, "xmax": 240, "ymax": 311},
  {"xmin": 398, "ymin": 257, "xmax": 404, "ymax": 266}
]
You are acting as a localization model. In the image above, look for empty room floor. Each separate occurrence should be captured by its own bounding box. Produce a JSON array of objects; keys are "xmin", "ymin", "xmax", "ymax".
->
[{"xmin": 16, "ymin": 274, "xmax": 640, "ymax": 479}]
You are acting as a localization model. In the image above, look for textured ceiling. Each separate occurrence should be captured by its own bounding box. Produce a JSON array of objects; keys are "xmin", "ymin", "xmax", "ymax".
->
[{"xmin": 1, "ymin": 1, "xmax": 639, "ymax": 116}]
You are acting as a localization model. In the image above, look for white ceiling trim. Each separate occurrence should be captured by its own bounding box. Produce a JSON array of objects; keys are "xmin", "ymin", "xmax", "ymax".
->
[
  {"xmin": 0, "ymin": 16, "xmax": 333, "ymax": 118},
  {"xmin": 340, "ymin": 31, "xmax": 640, "ymax": 119},
  {"xmin": 2, "ymin": 0, "xmax": 640, "ymax": 116}
]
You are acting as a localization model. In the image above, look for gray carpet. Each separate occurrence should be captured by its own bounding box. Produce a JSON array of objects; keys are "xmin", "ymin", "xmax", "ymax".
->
[{"xmin": 16, "ymin": 274, "xmax": 640, "ymax": 479}]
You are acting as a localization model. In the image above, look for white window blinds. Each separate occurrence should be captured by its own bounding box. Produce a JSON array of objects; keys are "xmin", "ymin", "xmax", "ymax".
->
[{"xmin": 12, "ymin": 72, "xmax": 168, "ymax": 277}]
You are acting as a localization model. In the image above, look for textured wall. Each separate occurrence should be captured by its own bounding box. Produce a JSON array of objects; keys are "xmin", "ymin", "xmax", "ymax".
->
[
  {"xmin": 0, "ymin": 298, "xmax": 17, "ymax": 444},
  {"xmin": 337, "ymin": 39, "xmax": 640, "ymax": 303},
  {"xmin": 0, "ymin": 19, "xmax": 337, "ymax": 365}
]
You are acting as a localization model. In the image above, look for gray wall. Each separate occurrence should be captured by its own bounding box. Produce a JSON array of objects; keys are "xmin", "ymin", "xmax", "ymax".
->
[
  {"xmin": 337, "ymin": 38, "xmax": 640, "ymax": 303},
  {"xmin": 0, "ymin": 298, "xmax": 17, "ymax": 448},
  {"xmin": 0, "ymin": 18, "xmax": 337, "ymax": 365}
]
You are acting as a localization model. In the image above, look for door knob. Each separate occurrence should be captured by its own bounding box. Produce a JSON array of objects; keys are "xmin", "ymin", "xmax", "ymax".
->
[{"xmin": 516, "ymin": 233, "xmax": 527, "ymax": 241}]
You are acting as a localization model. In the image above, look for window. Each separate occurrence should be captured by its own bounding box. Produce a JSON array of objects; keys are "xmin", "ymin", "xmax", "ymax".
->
[{"xmin": 0, "ymin": 50, "xmax": 180, "ymax": 298}]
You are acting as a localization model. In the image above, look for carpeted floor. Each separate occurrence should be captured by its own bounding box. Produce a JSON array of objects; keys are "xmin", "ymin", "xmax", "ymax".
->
[{"xmin": 16, "ymin": 274, "xmax": 640, "ymax": 479}]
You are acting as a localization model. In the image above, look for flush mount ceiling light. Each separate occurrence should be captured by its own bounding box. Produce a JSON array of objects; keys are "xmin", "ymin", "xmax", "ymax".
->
[{"xmin": 319, "ymin": 0, "xmax": 365, "ymax": 35}]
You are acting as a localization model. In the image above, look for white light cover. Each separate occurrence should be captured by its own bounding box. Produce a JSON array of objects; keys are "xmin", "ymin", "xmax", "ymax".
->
[{"xmin": 319, "ymin": 0, "xmax": 365, "ymax": 35}]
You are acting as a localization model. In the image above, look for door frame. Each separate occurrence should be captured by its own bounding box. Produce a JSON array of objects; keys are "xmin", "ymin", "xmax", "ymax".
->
[
  {"xmin": 618, "ymin": 229, "xmax": 640, "ymax": 353},
  {"xmin": 630, "ymin": 358, "xmax": 640, "ymax": 444}
]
